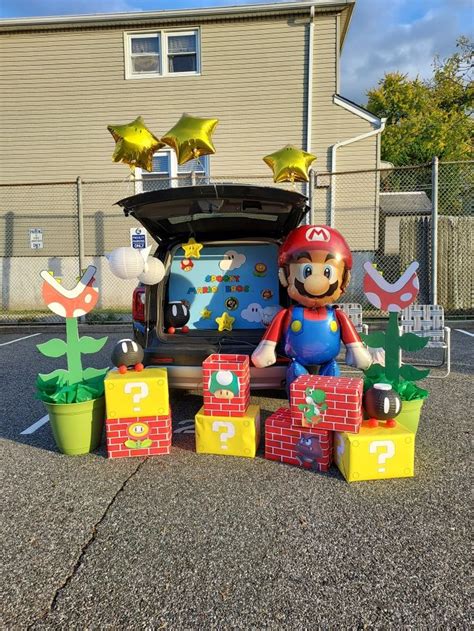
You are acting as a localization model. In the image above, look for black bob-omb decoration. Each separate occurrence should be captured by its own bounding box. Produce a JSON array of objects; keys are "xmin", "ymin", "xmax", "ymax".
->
[
  {"xmin": 165, "ymin": 300, "xmax": 190, "ymax": 334},
  {"xmin": 363, "ymin": 383, "xmax": 402, "ymax": 428},
  {"xmin": 111, "ymin": 338, "xmax": 145, "ymax": 374}
]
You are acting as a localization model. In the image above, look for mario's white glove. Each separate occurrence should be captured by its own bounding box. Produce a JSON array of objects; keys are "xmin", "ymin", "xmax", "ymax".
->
[
  {"xmin": 251, "ymin": 340, "xmax": 277, "ymax": 368},
  {"xmin": 345, "ymin": 342, "xmax": 372, "ymax": 371}
]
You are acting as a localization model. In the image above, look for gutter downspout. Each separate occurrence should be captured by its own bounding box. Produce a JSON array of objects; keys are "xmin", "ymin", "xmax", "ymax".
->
[
  {"xmin": 329, "ymin": 117, "xmax": 386, "ymax": 227},
  {"xmin": 305, "ymin": 5, "xmax": 315, "ymax": 219}
]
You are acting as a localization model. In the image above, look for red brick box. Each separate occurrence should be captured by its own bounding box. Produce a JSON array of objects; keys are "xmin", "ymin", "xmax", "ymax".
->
[
  {"xmin": 202, "ymin": 354, "xmax": 250, "ymax": 417},
  {"xmin": 265, "ymin": 407, "xmax": 332, "ymax": 472},
  {"xmin": 290, "ymin": 375, "xmax": 363, "ymax": 434},
  {"xmin": 106, "ymin": 412, "xmax": 172, "ymax": 459}
]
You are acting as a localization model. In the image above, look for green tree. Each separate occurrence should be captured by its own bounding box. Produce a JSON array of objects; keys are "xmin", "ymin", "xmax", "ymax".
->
[{"xmin": 366, "ymin": 37, "xmax": 473, "ymax": 165}]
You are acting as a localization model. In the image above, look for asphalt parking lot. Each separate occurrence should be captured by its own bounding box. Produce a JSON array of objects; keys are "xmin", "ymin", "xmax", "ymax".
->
[{"xmin": 1, "ymin": 323, "xmax": 472, "ymax": 629}]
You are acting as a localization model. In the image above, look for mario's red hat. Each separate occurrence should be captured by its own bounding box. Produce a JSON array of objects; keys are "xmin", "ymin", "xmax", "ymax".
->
[{"xmin": 279, "ymin": 225, "xmax": 353, "ymax": 270}]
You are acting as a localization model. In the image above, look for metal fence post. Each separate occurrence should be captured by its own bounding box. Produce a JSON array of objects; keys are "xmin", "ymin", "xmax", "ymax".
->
[
  {"xmin": 76, "ymin": 176, "xmax": 85, "ymax": 278},
  {"xmin": 431, "ymin": 157, "xmax": 439, "ymax": 305},
  {"xmin": 307, "ymin": 169, "xmax": 315, "ymax": 224}
]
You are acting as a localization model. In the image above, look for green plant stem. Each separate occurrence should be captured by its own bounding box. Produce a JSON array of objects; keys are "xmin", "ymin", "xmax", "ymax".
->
[
  {"xmin": 385, "ymin": 311, "xmax": 400, "ymax": 383},
  {"xmin": 65, "ymin": 317, "xmax": 83, "ymax": 385}
]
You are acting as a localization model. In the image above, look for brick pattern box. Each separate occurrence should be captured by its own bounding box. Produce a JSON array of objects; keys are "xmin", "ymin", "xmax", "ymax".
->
[
  {"xmin": 202, "ymin": 354, "xmax": 250, "ymax": 418},
  {"xmin": 106, "ymin": 413, "xmax": 172, "ymax": 459},
  {"xmin": 195, "ymin": 404, "xmax": 260, "ymax": 458},
  {"xmin": 334, "ymin": 422, "xmax": 415, "ymax": 482},
  {"xmin": 290, "ymin": 375, "xmax": 363, "ymax": 433},
  {"xmin": 265, "ymin": 407, "xmax": 332, "ymax": 472}
]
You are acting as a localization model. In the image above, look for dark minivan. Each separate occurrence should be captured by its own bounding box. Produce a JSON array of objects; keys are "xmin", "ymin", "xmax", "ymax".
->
[{"xmin": 117, "ymin": 184, "xmax": 309, "ymax": 389}]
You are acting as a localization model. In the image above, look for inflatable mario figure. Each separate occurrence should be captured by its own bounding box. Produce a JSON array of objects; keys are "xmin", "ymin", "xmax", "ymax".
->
[{"xmin": 251, "ymin": 225, "xmax": 372, "ymax": 388}]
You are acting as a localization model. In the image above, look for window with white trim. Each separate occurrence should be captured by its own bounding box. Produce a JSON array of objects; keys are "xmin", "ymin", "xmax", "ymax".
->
[
  {"xmin": 137, "ymin": 150, "xmax": 210, "ymax": 192},
  {"xmin": 125, "ymin": 29, "xmax": 200, "ymax": 79}
]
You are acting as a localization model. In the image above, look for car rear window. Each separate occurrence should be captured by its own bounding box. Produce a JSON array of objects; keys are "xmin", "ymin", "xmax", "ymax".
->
[{"xmin": 168, "ymin": 243, "xmax": 282, "ymax": 330}]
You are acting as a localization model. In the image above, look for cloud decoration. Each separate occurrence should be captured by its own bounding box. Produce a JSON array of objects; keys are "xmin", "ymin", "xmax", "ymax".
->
[
  {"xmin": 241, "ymin": 303, "xmax": 263, "ymax": 323},
  {"xmin": 219, "ymin": 250, "xmax": 246, "ymax": 271}
]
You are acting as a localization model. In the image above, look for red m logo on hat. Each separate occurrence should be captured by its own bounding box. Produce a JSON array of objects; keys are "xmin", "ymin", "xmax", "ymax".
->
[{"xmin": 305, "ymin": 226, "xmax": 330, "ymax": 242}]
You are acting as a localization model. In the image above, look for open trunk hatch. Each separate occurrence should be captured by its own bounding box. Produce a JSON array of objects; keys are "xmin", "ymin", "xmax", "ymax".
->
[{"xmin": 117, "ymin": 184, "xmax": 309, "ymax": 242}]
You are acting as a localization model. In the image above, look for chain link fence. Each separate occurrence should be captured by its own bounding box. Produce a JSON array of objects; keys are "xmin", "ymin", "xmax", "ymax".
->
[{"xmin": 0, "ymin": 161, "xmax": 472, "ymax": 324}]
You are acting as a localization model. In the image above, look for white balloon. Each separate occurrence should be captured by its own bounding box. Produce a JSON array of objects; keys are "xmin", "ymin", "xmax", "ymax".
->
[
  {"xmin": 107, "ymin": 247, "xmax": 144, "ymax": 280},
  {"xmin": 138, "ymin": 257, "xmax": 165, "ymax": 285}
]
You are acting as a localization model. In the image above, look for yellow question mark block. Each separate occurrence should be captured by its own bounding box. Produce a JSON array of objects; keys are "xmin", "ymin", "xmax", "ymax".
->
[
  {"xmin": 195, "ymin": 405, "xmax": 260, "ymax": 458},
  {"xmin": 105, "ymin": 367, "xmax": 169, "ymax": 418},
  {"xmin": 334, "ymin": 422, "xmax": 415, "ymax": 482}
]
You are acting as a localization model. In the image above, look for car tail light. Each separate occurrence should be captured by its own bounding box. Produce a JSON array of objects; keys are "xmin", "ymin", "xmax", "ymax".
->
[{"xmin": 132, "ymin": 287, "xmax": 146, "ymax": 322}]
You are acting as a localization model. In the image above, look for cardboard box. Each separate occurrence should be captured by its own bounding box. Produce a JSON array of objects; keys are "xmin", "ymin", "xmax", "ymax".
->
[
  {"xmin": 334, "ymin": 422, "xmax": 415, "ymax": 482},
  {"xmin": 290, "ymin": 375, "xmax": 363, "ymax": 433},
  {"xmin": 195, "ymin": 404, "xmax": 260, "ymax": 458},
  {"xmin": 265, "ymin": 407, "xmax": 332, "ymax": 472},
  {"xmin": 105, "ymin": 367, "xmax": 169, "ymax": 419},
  {"xmin": 106, "ymin": 413, "xmax": 172, "ymax": 459},
  {"xmin": 202, "ymin": 354, "xmax": 250, "ymax": 417}
]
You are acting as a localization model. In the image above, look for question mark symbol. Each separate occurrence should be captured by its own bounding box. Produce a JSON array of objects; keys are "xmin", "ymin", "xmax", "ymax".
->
[
  {"xmin": 124, "ymin": 382, "xmax": 149, "ymax": 412},
  {"xmin": 212, "ymin": 421, "xmax": 235, "ymax": 450},
  {"xmin": 369, "ymin": 440, "xmax": 395, "ymax": 472}
]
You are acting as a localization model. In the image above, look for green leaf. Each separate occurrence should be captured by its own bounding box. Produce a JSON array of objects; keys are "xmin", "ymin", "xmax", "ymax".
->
[
  {"xmin": 36, "ymin": 338, "xmax": 67, "ymax": 358},
  {"xmin": 364, "ymin": 363, "xmax": 386, "ymax": 379},
  {"xmin": 37, "ymin": 369, "xmax": 69, "ymax": 386},
  {"xmin": 399, "ymin": 333, "xmax": 429, "ymax": 352},
  {"xmin": 125, "ymin": 439, "xmax": 139, "ymax": 449},
  {"xmin": 400, "ymin": 364, "xmax": 430, "ymax": 381},
  {"xmin": 78, "ymin": 336, "xmax": 108, "ymax": 355},
  {"xmin": 82, "ymin": 367, "xmax": 109, "ymax": 381},
  {"xmin": 360, "ymin": 331, "xmax": 386, "ymax": 348}
]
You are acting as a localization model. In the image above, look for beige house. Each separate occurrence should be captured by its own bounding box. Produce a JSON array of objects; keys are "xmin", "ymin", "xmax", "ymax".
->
[{"xmin": 0, "ymin": 0, "xmax": 384, "ymax": 313}]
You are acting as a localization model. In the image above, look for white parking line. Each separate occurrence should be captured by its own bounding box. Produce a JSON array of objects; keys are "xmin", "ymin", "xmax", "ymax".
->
[
  {"xmin": 0, "ymin": 333, "xmax": 41, "ymax": 347},
  {"xmin": 455, "ymin": 329, "xmax": 474, "ymax": 337},
  {"xmin": 20, "ymin": 415, "xmax": 49, "ymax": 435}
]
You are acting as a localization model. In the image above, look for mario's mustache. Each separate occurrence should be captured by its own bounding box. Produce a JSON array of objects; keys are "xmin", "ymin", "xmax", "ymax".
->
[{"xmin": 294, "ymin": 278, "xmax": 339, "ymax": 299}]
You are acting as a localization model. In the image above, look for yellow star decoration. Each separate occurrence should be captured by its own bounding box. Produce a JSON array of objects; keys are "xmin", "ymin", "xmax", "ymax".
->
[
  {"xmin": 215, "ymin": 311, "xmax": 235, "ymax": 332},
  {"xmin": 201, "ymin": 308, "xmax": 212, "ymax": 319},
  {"xmin": 107, "ymin": 116, "xmax": 164, "ymax": 172},
  {"xmin": 181, "ymin": 238, "xmax": 203, "ymax": 259},
  {"xmin": 263, "ymin": 145, "xmax": 317, "ymax": 183},
  {"xmin": 161, "ymin": 113, "xmax": 219, "ymax": 166}
]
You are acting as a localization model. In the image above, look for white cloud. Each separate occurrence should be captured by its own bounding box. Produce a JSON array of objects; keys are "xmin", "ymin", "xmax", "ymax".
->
[
  {"xmin": 341, "ymin": 0, "xmax": 471, "ymax": 104},
  {"xmin": 219, "ymin": 250, "xmax": 246, "ymax": 271},
  {"xmin": 241, "ymin": 302, "xmax": 263, "ymax": 323}
]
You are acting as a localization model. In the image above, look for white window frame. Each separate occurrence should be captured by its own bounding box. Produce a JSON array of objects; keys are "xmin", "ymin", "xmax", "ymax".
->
[
  {"xmin": 134, "ymin": 148, "xmax": 210, "ymax": 193},
  {"xmin": 124, "ymin": 28, "xmax": 201, "ymax": 79}
]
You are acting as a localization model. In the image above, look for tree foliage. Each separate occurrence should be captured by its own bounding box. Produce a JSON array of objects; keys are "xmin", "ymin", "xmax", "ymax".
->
[{"xmin": 366, "ymin": 37, "xmax": 473, "ymax": 165}]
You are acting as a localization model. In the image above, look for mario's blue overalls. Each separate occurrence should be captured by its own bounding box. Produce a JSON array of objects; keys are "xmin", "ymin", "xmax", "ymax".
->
[{"xmin": 284, "ymin": 305, "xmax": 341, "ymax": 388}]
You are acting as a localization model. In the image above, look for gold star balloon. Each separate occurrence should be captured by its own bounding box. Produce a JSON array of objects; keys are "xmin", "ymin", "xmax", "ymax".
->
[
  {"xmin": 263, "ymin": 145, "xmax": 317, "ymax": 183},
  {"xmin": 107, "ymin": 116, "xmax": 164, "ymax": 172},
  {"xmin": 161, "ymin": 113, "xmax": 219, "ymax": 166}
]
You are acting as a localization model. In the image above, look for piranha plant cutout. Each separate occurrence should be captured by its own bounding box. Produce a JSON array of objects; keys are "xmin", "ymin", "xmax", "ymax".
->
[
  {"xmin": 362, "ymin": 261, "xmax": 430, "ymax": 386},
  {"xmin": 361, "ymin": 262, "xmax": 430, "ymax": 432},
  {"xmin": 36, "ymin": 266, "xmax": 108, "ymax": 404}
]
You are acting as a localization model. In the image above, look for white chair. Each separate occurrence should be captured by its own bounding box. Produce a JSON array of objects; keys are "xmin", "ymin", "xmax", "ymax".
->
[
  {"xmin": 337, "ymin": 303, "xmax": 369, "ymax": 335},
  {"xmin": 400, "ymin": 305, "xmax": 451, "ymax": 378}
]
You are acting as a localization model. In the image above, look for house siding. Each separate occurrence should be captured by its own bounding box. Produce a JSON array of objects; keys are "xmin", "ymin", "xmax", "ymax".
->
[{"xmin": 0, "ymin": 7, "xmax": 381, "ymax": 260}]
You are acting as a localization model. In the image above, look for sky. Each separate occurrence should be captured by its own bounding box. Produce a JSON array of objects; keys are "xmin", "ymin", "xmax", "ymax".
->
[{"xmin": 0, "ymin": 0, "xmax": 472, "ymax": 104}]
